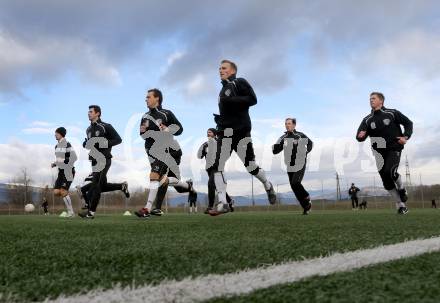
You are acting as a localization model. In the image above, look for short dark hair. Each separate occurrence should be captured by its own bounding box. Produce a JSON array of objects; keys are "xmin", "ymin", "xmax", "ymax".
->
[
  {"xmin": 89, "ymin": 105, "xmax": 101, "ymax": 117},
  {"xmin": 370, "ymin": 92, "xmax": 385, "ymax": 102},
  {"xmin": 207, "ymin": 128, "xmax": 217, "ymax": 136},
  {"xmin": 55, "ymin": 127, "xmax": 67, "ymax": 137},
  {"xmin": 221, "ymin": 59, "xmax": 237, "ymax": 73},
  {"xmin": 148, "ymin": 88, "xmax": 163, "ymax": 105},
  {"xmin": 285, "ymin": 117, "xmax": 296, "ymax": 124}
]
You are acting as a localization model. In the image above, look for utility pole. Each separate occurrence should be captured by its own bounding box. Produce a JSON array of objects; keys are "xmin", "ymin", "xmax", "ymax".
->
[
  {"xmin": 336, "ymin": 173, "xmax": 341, "ymax": 201},
  {"xmin": 373, "ymin": 176, "xmax": 377, "ymax": 207},
  {"xmin": 420, "ymin": 173, "xmax": 424, "ymax": 208},
  {"xmin": 251, "ymin": 176, "xmax": 255, "ymax": 206},
  {"xmin": 21, "ymin": 168, "xmax": 31, "ymax": 213},
  {"xmin": 405, "ymin": 156, "xmax": 412, "ymax": 187}
]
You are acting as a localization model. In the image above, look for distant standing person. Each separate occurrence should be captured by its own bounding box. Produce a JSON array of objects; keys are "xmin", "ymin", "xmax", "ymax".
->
[
  {"xmin": 432, "ymin": 199, "xmax": 437, "ymax": 209},
  {"xmin": 41, "ymin": 185, "xmax": 49, "ymax": 215},
  {"xmin": 356, "ymin": 92, "xmax": 413, "ymax": 215},
  {"xmin": 188, "ymin": 193, "xmax": 197, "ymax": 214},
  {"xmin": 348, "ymin": 183, "xmax": 360, "ymax": 210},
  {"xmin": 272, "ymin": 118, "xmax": 313, "ymax": 215},
  {"xmin": 359, "ymin": 199, "xmax": 368, "ymax": 210}
]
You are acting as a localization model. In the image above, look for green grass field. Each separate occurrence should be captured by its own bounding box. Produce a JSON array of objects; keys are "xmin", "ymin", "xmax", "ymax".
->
[{"xmin": 1, "ymin": 209, "xmax": 440, "ymax": 302}]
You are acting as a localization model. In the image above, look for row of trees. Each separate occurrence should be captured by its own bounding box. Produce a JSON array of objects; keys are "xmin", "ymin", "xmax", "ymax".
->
[{"xmin": 1, "ymin": 168, "xmax": 439, "ymax": 214}]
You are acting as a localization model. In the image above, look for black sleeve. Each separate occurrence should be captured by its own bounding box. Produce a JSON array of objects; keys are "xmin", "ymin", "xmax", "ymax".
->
[
  {"xmin": 64, "ymin": 142, "xmax": 71, "ymax": 164},
  {"xmin": 167, "ymin": 110, "xmax": 183, "ymax": 136},
  {"xmin": 83, "ymin": 127, "xmax": 90, "ymax": 148},
  {"xmin": 222, "ymin": 78, "xmax": 257, "ymax": 107},
  {"xmin": 140, "ymin": 116, "xmax": 147, "ymax": 137},
  {"xmin": 395, "ymin": 110, "xmax": 413, "ymax": 139},
  {"xmin": 356, "ymin": 118, "xmax": 369, "ymax": 142},
  {"xmin": 197, "ymin": 142, "xmax": 208, "ymax": 159},
  {"xmin": 272, "ymin": 134, "xmax": 286, "ymax": 155},
  {"xmin": 106, "ymin": 124, "xmax": 122, "ymax": 147},
  {"xmin": 301, "ymin": 133, "xmax": 313, "ymax": 153}
]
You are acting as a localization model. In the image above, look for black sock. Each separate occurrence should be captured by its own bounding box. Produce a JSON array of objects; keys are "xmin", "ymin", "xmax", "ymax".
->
[{"xmin": 154, "ymin": 181, "xmax": 169, "ymax": 210}]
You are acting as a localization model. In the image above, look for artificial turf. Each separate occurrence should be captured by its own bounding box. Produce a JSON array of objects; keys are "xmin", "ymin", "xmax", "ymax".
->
[
  {"xmin": 209, "ymin": 251, "xmax": 440, "ymax": 303},
  {"xmin": 0, "ymin": 209, "xmax": 439, "ymax": 302}
]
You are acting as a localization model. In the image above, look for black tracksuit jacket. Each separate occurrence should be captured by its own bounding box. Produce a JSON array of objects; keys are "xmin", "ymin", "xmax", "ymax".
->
[
  {"xmin": 273, "ymin": 130, "xmax": 313, "ymax": 167},
  {"xmin": 356, "ymin": 107, "xmax": 413, "ymax": 152},
  {"xmin": 214, "ymin": 75, "xmax": 257, "ymax": 131},
  {"xmin": 140, "ymin": 106, "xmax": 183, "ymax": 158},
  {"xmin": 83, "ymin": 119, "xmax": 122, "ymax": 160}
]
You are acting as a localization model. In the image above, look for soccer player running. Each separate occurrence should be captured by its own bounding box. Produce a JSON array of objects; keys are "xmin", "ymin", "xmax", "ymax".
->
[
  {"xmin": 356, "ymin": 92, "xmax": 413, "ymax": 214},
  {"xmin": 272, "ymin": 118, "xmax": 313, "ymax": 215},
  {"xmin": 51, "ymin": 127, "xmax": 77, "ymax": 217},
  {"xmin": 197, "ymin": 127, "xmax": 234, "ymax": 213},
  {"xmin": 348, "ymin": 183, "xmax": 360, "ymax": 210},
  {"xmin": 135, "ymin": 89, "xmax": 195, "ymax": 218},
  {"xmin": 75, "ymin": 175, "xmax": 93, "ymax": 210},
  {"xmin": 209, "ymin": 60, "xmax": 276, "ymax": 215},
  {"xmin": 79, "ymin": 105, "xmax": 130, "ymax": 219}
]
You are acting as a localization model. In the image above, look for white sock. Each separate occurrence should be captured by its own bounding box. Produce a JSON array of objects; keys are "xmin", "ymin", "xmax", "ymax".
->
[
  {"xmin": 195, "ymin": 206, "xmax": 198, "ymax": 213},
  {"xmin": 395, "ymin": 175, "xmax": 404, "ymax": 190},
  {"xmin": 63, "ymin": 195, "xmax": 74, "ymax": 214},
  {"xmin": 388, "ymin": 189, "xmax": 402, "ymax": 207},
  {"xmin": 168, "ymin": 177, "xmax": 189, "ymax": 189},
  {"xmin": 254, "ymin": 169, "xmax": 271, "ymax": 191},
  {"xmin": 168, "ymin": 177, "xmax": 191, "ymax": 190},
  {"xmin": 214, "ymin": 172, "xmax": 227, "ymax": 204},
  {"xmin": 145, "ymin": 181, "xmax": 159, "ymax": 211}
]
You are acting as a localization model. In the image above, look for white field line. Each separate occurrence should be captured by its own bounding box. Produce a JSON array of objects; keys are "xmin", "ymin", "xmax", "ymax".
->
[{"xmin": 46, "ymin": 236, "xmax": 440, "ymax": 303}]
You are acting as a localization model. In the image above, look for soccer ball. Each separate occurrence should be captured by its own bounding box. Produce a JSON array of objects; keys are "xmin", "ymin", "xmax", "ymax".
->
[{"xmin": 24, "ymin": 203, "xmax": 35, "ymax": 213}]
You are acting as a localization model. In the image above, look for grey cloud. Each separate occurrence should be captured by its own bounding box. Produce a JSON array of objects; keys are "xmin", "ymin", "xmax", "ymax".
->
[{"xmin": 0, "ymin": 0, "xmax": 439, "ymax": 100}]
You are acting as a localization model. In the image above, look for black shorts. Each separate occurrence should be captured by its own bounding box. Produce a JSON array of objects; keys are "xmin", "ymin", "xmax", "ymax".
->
[
  {"xmin": 149, "ymin": 157, "xmax": 169, "ymax": 177},
  {"xmin": 189, "ymin": 200, "xmax": 196, "ymax": 207},
  {"xmin": 148, "ymin": 149, "xmax": 182, "ymax": 178},
  {"xmin": 54, "ymin": 168, "xmax": 75, "ymax": 190},
  {"xmin": 213, "ymin": 129, "xmax": 258, "ymax": 173}
]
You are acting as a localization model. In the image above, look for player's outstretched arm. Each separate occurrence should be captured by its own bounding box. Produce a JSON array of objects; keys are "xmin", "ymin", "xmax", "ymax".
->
[
  {"xmin": 167, "ymin": 111, "xmax": 183, "ymax": 136},
  {"xmin": 197, "ymin": 142, "xmax": 208, "ymax": 159},
  {"xmin": 356, "ymin": 119, "xmax": 369, "ymax": 142},
  {"xmin": 272, "ymin": 134, "xmax": 286, "ymax": 155},
  {"xmin": 107, "ymin": 124, "xmax": 122, "ymax": 147},
  {"xmin": 64, "ymin": 142, "xmax": 77, "ymax": 165},
  {"xmin": 302, "ymin": 133, "xmax": 313, "ymax": 153},
  {"xmin": 223, "ymin": 78, "xmax": 257, "ymax": 107},
  {"xmin": 395, "ymin": 110, "xmax": 413, "ymax": 139}
]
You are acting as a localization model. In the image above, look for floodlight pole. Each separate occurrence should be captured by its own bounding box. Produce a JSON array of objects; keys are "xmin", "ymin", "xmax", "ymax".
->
[{"xmin": 251, "ymin": 176, "xmax": 255, "ymax": 206}]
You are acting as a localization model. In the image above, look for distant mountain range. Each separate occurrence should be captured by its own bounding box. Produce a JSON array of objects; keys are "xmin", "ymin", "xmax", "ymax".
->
[
  {"xmin": 164, "ymin": 186, "xmax": 390, "ymax": 207},
  {"xmin": 0, "ymin": 183, "xmax": 390, "ymax": 206}
]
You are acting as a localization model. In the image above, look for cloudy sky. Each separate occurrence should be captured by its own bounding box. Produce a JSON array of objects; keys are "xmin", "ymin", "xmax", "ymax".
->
[{"xmin": 0, "ymin": 0, "xmax": 439, "ymax": 196}]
